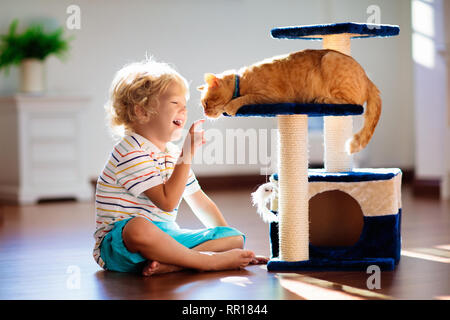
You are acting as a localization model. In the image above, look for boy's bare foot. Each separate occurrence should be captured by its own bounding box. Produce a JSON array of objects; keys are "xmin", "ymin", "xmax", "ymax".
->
[
  {"xmin": 142, "ymin": 249, "xmax": 255, "ymax": 276},
  {"xmin": 142, "ymin": 260, "xmax": 183, "ymax": 276},
  {"xmin": 206, "ymin": 248, "xmax": 255, "ymax": 271},
  {"xmin": 250, "ymin": 255, "xmax": 269, "ymax": 265}
]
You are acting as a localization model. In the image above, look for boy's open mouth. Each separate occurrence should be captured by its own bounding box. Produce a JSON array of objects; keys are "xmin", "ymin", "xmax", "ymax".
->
[{"xmin": 173, "ymin": 119, "xmax": 184, "ymax": 127}]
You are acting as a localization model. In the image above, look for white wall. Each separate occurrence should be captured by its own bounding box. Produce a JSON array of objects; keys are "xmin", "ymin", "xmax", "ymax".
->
[{"xmin": 0, "ymin": 0, "xmax": 415, "ymax": 179}]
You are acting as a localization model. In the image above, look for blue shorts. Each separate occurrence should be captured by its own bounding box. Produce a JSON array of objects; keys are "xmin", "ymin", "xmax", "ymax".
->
[{"xmin": 100, "ymin": 217, "xmax": 245, "ymax": 273}]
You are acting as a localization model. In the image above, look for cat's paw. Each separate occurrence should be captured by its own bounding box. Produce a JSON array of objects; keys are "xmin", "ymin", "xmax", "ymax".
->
[{"xmin": 224, "ymin": 104, "xmax": 238, "ymax": 116}]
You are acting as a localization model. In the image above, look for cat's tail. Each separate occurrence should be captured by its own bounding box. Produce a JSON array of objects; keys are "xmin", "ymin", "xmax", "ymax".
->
[{"xmin": 347, "ymin": 78, "xmax": 382, "ymax": 154}]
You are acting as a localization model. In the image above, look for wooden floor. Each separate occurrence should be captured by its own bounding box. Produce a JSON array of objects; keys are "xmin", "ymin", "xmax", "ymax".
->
[{"xmin": 0, "ymin": 185, "xmax": 448, "ymax": 300}]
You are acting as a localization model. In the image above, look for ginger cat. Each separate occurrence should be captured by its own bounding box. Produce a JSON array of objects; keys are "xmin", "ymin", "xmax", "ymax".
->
[{"xmin": 197, "ymin": 49, "xmax": 381, "ymax": 154}]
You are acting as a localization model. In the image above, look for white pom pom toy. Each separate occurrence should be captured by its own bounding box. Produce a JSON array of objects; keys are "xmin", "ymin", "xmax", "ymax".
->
[{"xmin": 251, "ymin": 182, "xmax": 279, "ymax": 223}]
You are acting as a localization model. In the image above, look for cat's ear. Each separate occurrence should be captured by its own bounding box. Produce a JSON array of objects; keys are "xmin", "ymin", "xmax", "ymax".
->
[
  {"xmin": 204, "ymin": 73, "xmax": 219, "ymax": 88},
  {"xmin": 197, "ymin": 85, "xmax": 205, "ymax": 91}
]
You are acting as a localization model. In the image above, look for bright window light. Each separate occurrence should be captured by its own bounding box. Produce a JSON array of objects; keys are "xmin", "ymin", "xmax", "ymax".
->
[
  {"xmin": 411, "ymin": 0, "xmax": 435, "ymax": 69},
  {"xmin": 277, "ymin": 274, "xmax": 392, "ymax": 300},
  {"xmin": 220, "ymin": 276, "xmax": 252, "ymax": 287},
  {"xmin": 412, "ymin": 33, "xmax": 435, "ymax": 68},
  {"xmin": 412, "ymin": 0, "xmax": 435, "ymax": 37},
  {"xmin": 402, "ymin": 249, "xmax": 450, "ymax": 263}
]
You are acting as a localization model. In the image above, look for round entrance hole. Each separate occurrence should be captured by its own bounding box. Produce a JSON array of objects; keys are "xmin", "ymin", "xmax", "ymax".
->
[{"xmin": 309, "ymin": 190, "xmax": 364, "ymax": 247}]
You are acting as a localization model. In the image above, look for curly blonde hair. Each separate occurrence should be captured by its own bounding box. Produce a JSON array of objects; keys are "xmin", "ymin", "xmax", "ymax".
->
[{"xmin": 105, "ymin": 58, "xmax": 189, "ymax": 135}]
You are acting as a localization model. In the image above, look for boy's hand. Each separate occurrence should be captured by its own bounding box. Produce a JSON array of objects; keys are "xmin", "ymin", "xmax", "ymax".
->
[{"xmin": 179, "ymin": 119, "xmax": 206, "ymax": 164}]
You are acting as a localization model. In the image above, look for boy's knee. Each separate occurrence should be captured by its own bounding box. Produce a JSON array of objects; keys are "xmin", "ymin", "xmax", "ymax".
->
[
  {"xmin": 122, "ymin": 217, "xmax": 157, "ymax": 252},
  {"xmin": 229, "ymin": 235, "xmax": 245, "ymax": 249}
]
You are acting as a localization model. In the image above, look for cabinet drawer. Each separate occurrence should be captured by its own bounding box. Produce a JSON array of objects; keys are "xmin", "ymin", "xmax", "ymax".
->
[
  {"xmin": 29, "ymin": 117, "xmax": 76, "ymax": 139},
  {"xmin": 31, "ymin": 167, "xmax": 79, "ymax": 185},
  {"xmin": 31, "ymin": 142, "xmax": 77, "ymax": 163}
]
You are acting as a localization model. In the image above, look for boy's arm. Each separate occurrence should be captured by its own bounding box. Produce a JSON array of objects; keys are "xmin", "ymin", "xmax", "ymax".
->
[
  {"xmin": 143, "ymin": 162, "xmax": 190, "ymax": 212},
  {"xmin": 184, "ymin": 189, "xmax": 228, "ymax": 228},
  {"xmin": 143, "ymin": 120, "xmax": 205, "ymax": 212}
]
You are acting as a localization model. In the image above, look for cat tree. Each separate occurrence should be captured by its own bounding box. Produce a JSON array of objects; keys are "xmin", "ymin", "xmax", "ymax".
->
[{"xmin": 228, "ymin": 23, "xmax": 402, "ymax": 271}]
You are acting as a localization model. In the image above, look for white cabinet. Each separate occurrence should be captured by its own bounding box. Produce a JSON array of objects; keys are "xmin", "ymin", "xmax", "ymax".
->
[{"xmin": 0, "ymin": 95, "xmax": 92, "ymax": 204}]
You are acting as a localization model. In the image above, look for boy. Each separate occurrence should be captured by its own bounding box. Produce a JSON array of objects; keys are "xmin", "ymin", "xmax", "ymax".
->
[{"xmin": 94, "ymin": 59, "xmax": 266, "ymax": 276}]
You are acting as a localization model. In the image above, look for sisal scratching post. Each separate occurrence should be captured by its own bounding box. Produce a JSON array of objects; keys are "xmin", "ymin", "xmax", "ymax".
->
[
  {"xmin": 323, "ymin": 34, "xmax": 351, "ymax": 55},
  {"xmin": 323, "ymin": 34, "xmax": 353, "ymax": 172},
  {"xmin": 277, "ymin": 115, "xmax": 309, "ymax": 261},
  {"xmin": 324, "ymin": 117, "xmax": 353, "ymax": 172}
]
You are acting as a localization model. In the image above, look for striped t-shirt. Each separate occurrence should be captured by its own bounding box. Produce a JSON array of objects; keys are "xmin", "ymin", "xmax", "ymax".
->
[{"xmin": 93, "ymin": 132, "xmax": 201, "ymax": 269}]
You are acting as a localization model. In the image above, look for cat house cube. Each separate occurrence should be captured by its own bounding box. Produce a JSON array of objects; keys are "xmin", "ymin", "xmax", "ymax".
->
[{"xmin": 268, "ymin": 169, "xmax": 402, "ymax": 271}]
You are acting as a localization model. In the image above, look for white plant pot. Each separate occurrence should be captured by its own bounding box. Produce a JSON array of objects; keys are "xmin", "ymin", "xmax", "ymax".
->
[{"xmin": 20, "ymin": 58, "xmax": 45, "ymax": 93}]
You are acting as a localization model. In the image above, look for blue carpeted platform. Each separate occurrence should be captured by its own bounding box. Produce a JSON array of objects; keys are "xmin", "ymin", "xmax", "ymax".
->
[
  {"xmin": 267, "ymin": 257, "xmax": 395, "ymax": 272},
  {"xmin": 223, "ymin": 102, "xmax": 363, "ymax": 117},
  {"xmin": 272, "ymin": 168, "xmax": 402, "ymax": 183},
  {"xmin": 271, "ymin": 22, "xmax": 400, "ymax": 40}
]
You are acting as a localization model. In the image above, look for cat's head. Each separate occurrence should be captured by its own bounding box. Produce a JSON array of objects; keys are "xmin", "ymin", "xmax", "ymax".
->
[{"xmin": 197, "ymin": 73, "xmax": 233, "ymax": 118}]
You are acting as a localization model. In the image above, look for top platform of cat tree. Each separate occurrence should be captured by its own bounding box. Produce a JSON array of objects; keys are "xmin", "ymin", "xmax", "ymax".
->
[
  {"xmin": 271, "ymin": 22, "xmax": 400, "ymax": 40},
  {"xmin": 222, "ymin": 23, "xmax": 399, "ymax": 118}
]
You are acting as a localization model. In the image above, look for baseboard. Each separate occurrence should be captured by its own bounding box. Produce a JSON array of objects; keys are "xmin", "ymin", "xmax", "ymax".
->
[
  {"xmin": 0, "ymin": 184, "xmax": 93, "ymax": 204},
  {"xmin": 197, "ymin": 174, "xmax": 267, "ymax": 192},
  {"xmin": 412, "ymin": 178, "xmax": 441, "ymax": 198},
  {"xmin": 401, "ymin": 168, "xmax": 414, "ymax": 184}
]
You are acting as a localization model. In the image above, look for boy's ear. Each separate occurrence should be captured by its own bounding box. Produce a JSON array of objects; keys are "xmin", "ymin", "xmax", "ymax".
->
[
  {"xmin": 197, "ymin": 85, "xmax": 205, "ymax": 91},
  {"xmin": 134, "ymin": 104, "xmax": 149, "ymax": 123},
  {"xmin": 204, "ymin": 73, "xmax": 219, "ymax": 88}
]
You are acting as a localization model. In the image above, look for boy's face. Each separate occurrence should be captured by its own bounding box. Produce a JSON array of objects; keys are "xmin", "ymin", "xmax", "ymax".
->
[{"xmin": 150, "ymin": 81, "xmax": 188, "ymax": 142}]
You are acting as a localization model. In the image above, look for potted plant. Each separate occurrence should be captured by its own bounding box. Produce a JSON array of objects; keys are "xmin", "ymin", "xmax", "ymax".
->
[{"xmin": 0, "ymin": 19, "xmax": 73, "ymax": 93}]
